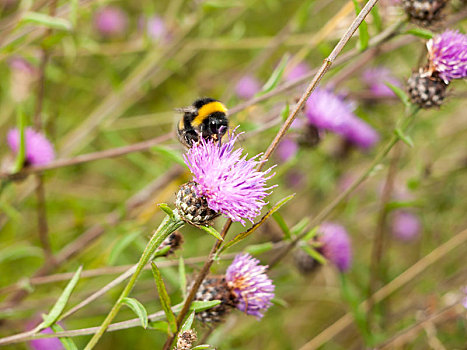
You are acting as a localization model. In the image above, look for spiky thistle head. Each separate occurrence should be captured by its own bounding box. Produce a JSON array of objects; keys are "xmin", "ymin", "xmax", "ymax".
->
[
  {"xmin": 180, "ymin": 131, "xmax": 275, "ymax": 225},
  {"xmin": 225, "ymin": 253, "xmax": 275, "ymax": 319}
]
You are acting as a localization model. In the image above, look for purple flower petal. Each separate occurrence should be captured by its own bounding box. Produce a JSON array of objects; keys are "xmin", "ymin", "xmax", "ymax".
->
[
  {"xmin": 304, "ymin": 88, "xmax": 379, "ymax": 149},
  {"xmin": 226, "ymin": 253, "xmax": 275, "ymax": 319},
  {"xmin": 183, "ymin": 132, "xmax": 275, "ymax": 225},
  {"xmin": 30, "ymin": 328, "xmax": 64, "ymax": 350},
  {"xmin": 427, "ymin": 30, "xmax": 467, "ymax": 83},
  {"xmin": 277, "ymin": 137, "xmax": 298, "ymax": 162},
  {"xmin": 285, "ymin": 62, "xmax": 310, "ymax": 82}
]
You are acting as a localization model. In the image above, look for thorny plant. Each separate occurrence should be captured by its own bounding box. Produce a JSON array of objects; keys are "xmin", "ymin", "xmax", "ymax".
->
[{"xmin": 0, "ymin": 1, "xmax": 466, "ymax": 350}]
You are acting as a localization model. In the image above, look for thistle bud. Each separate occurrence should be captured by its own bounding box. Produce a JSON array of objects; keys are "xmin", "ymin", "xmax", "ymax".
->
[{"xmin": 175, "ymin": 182, "xmax": 220, "ymax": 226}]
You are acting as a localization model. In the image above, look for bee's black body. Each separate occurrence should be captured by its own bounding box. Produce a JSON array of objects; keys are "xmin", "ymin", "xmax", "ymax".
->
[{"xmin": 177, "ymin": 98, "xmax": 229, "ymax": 147}]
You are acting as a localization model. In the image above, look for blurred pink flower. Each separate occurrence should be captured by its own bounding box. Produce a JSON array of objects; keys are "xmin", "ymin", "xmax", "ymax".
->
[
  {"xmin": 7, "ymin": 128, "xmax": 55, "ymax": 166},
  {"xmin": 94, "ymin": 6, "xmax": 128, "ymax": 37},
  {"xmin": 235, "ymin": 75, "xmax": 261, "ymax": 100},
  {"xmin": 145, "ymin": 15, "xmax": 167, "ymax": 42},
  {"xmin": 277, "ymin": 137, "xmax": 298, "ymax": 162},
  {"xmin": 391, "ymin": 210, "xmax": 421, "ymax": 242},
  {"xmin": 305, "ymin": 88, "xmax": 379, "ymax": 149},
  {"xmin": 362, "ymin": 66, "xmax": 401, "ymax": 97},
  {"xmin": 285, "ymin": 62, "xmax": 310, "ymax": 82},
  {"xmin": 319, "ymin": 222, "xmax": 352, "ymax": 272},
  {"xmin": 30, "ymin": 328, "xmax": 63, "ymax": 350}
]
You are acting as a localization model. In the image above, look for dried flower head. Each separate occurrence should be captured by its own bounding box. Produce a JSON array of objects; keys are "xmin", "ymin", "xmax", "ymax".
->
[
  {"xmin": 427, "ymin": 30, "xmax": 467, "ymax": 83},
  {"xmin": 7, "ymin": 127, "xmax": 55, "ymax": 166},
  {"xmin": 182, "ymin": 132, "xmax": 275, "ymax": 225},
  {"xmin": 319, "ymin": 222, "xmax": 352, "ymax": 272},
  {"xmin": 305, "ymin": 88, "xmax": 379, "ymax": 149},
  {"xmin": 225, "ymin": 253, "xmax": 275, "ymax": 319},
  {"xmin": 235, "ymin": 75, "xmax": 261, "ymax": 100},
  {"xmin": 194, "ymin": 276, "xmax": 236, "ymax": 323},
  {"xmin": 175, "ymin": 329, "xmax": 197, "ymax": 350}
]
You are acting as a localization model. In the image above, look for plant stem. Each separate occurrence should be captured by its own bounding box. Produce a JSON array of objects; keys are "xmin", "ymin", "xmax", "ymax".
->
[{"xmin": 84, "ymin": 215, "xmax": 184, "ymax": 350}]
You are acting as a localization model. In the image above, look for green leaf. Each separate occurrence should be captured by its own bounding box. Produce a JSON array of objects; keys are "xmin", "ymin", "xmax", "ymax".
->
[
  {"xmin": 70, "ymin": 0, "xmax": 79, "ymax": 26},
  {"xmin": 386, "ymin": 82, "xmax": 411, "ymax": 108},
  {"xmin": 154, "ymin": 245, "xmax": 172, "ymax": 258},
  {"xmin": 21, "ymin": 12, "xmax": 72, "ymax": 31},
  {"xmin": 192, "ymin": 346, "xmax": 212, "ymax": 350},
  {"xmin": 371, "ymin": 4, "xmax": 382, "ymax": 32},
  {"xmin": 352, "ymin": 0, "xmax": 369, "ymax": 51},
  {"xmin": 180, "ymin": 311, "xmax": 195, "ymax": 333},
  {"xmin": 405, "ymin": 28, "xmax": 434, "ymax": 40},
  {"xmin": 179, "ymin": 257, "xmax": 187, "ymax": 299},
  {"xmin": 0, "ymin": 200, "xmax": 21, "ymax": 222},
  {"xmin": 272, "ymin": 212, "xmax": 292, "ymax": 240},
  {"xmin": 39, "ymin": 266, "xmax": 82, "ymax": 329},
  {"xmin": 280, "ymin": 103, "xmax": 290, "ymax": 122},
  {"xmin": 122, "ymin": 297, "xmax": 148, "ymax": 329},
  {"xmin": 291, "ymin": 217, "xmax": 310, "ymax": 237},
  {"xmin": 197, "ymin": 225, "xmax": 223, "ymax": 241},
  {"xmin": 50, "ymin": 323, "xmax": 78, "ymax": 350},
  {"xmin": 220, "ymin": 194, "xmax": 294, "ymax": 253},
  {"xmin": 148, "ymin": 320, "xmax": 170, "ymax": 334},
  {"xmin": 301, "ymin": 244, "xmax": 326, "ymax": 265},
  {"xmin": 189, "ymin": 300, "xmax": 221, "ymax": 312},
  {"xmin": 259, "ymin": 54, "xmax": 290, "ymax": 94},
  {"xmin": 152, "ymin": 145, "xmax": 185, "ymax": 166},
  {"xmin": 0, "ymin": 245, "xmax": 42, "ymax": 264},
  {"xmin": 108, "ymin": 231, "xmax": 141, "ymax": 265},
  {"xmin": 151, "ymin": 262, "xmax": 177, "ymax": 334},
  {"xmin": 271, "ymin": 297, "xmax": 289, "ymax": 308},
  {"xmin": 394, "ymin": 128, "xmax": 414, "ymax": 148},
  {"xmin": 159, "ymin": 203, "xmax": 175, "ymax": 220},
  {"xmin": 244, "ymin": 242, "xmax": 274, "ymax": 255},
  {"xmin": 302, "ymin": 226, "xmax": 319, "ymax": 241}
]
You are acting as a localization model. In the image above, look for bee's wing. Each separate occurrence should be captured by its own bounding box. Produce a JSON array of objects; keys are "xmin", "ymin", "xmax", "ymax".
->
[{"xmin": 174, "ymin": 106, "xmax": 197, "ymax": 114}]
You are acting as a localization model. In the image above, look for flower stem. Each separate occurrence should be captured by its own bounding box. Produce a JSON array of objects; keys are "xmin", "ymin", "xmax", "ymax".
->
[{"xmin": 84, "ymin": 214, "xmax": 184, "ymax": 350}]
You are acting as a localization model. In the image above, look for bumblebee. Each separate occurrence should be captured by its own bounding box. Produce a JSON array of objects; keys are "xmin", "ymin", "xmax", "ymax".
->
[{"xmin": 176, "ymin": 97, "xmax": 229, "ymax": 147}]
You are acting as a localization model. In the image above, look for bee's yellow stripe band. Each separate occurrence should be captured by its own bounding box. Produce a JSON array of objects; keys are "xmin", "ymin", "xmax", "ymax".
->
[{"xmin": 192, "ymin": 101, "xmax": 228, "ymax": 127}]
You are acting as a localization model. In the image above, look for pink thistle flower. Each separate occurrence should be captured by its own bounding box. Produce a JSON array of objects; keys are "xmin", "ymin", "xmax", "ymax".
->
[
  {"xmin": 225, "ymin": 253, "xmax": 275, "ymax": 319},
  {"xmin": 235, "ymin": 75, "xmax": 261, "ymax": 100},
  {"xmin": 183, "ymin": 132, "xmax": 275, "ymax": 225},
  {"xmin": 94, "ymin": 6, "xmax": 128, "ymax": 37},
  {"xmin": 319, "ymin": 222, "xmax": 352, "ymax": 272},
  {"xmin": 427, "ymin": 30, "xmax": 467, "ymax": 83},
  {"xmin": 305, "ymin": 88, "xmax": 379, "ymax": 149},
  {"xmin": 7, "ymin": 128, "xmax": 55, "ymax": 166}
]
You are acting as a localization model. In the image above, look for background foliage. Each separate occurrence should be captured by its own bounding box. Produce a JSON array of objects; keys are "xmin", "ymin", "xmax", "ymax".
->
[{"xmin": 0, "ymin": 0, "xmax": 466, "ymax": 349}]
